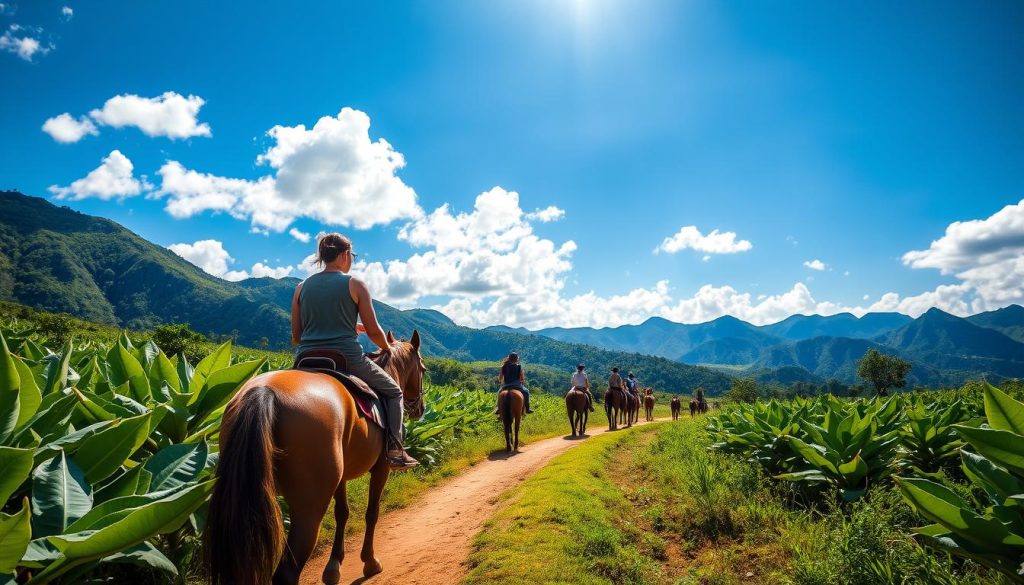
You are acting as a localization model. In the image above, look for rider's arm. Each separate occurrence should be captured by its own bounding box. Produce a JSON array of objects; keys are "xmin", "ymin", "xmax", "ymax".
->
[
  {"xmin": 290, "ymin": 283, "xmax": 303, "ymax": 345},
  {"xmin": 350, "ymin": 277, "xmax": 391, "ymax": 352},
  {"xmin": 519, "ymin": 368, "xmax": 525, "ymax": 383}
]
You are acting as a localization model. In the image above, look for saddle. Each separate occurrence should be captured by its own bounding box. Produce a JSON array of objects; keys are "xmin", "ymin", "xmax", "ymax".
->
[{"xmin": 293, "ymin": 349, "xmax": 385, "ymax": 429}]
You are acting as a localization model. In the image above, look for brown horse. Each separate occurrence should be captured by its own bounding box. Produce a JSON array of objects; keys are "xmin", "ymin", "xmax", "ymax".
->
[
  {"xmin": 605, "ymin": 387, "xmax": 625, "ymax": 431},
  {"xmin": 670, "ymin": 396, "xmax": 681, "ymax": 420},
  {"xmin": 499, "ymin": 387, "xmax": 524, "ymax": 451},
  {"xmin": 620, "ymin": 391, "xmax": 638, "ymax": 428},
  {"xmin": 689, "ymin": 399, "xmax": 697, "ymax": 417},
  {"xmin": 205, "ymin": 331, "xmax": 426, "ymax": 585},
  {"xmin": 644, "ymin": 389, "xmax": 656, "ymax": 422},
  {"xmin": 565, "ymin": 388, "xmax": 589, "ymax": 437}
]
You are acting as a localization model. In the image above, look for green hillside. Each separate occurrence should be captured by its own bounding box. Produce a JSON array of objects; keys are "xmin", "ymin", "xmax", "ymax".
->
[{"xmin": 0, "ymin": 191, "xmax": 733, "ymax": 394}]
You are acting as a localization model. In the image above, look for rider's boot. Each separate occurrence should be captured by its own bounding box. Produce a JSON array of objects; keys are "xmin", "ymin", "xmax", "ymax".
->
[{"xmin": 386, "ymin": 444, "xmax": 419, "ymax": 470}]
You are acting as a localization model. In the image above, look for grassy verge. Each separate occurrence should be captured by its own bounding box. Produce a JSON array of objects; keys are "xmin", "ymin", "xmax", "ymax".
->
[
  {"xmin": 464, "ymin": 423, "xmax": 664, "ymax": 584},
  {"xmin": 465, "ymin": 418, "xmax": 999, "ymax": 585}
]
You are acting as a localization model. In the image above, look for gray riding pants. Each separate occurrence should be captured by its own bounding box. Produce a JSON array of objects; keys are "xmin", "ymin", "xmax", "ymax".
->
[{"xmin": 345, "ymin": 354, "xmax": 404, "ymax": 447}]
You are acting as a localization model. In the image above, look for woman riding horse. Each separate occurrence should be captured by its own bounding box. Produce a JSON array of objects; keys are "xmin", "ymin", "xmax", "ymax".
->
[{"xmin": 205, "ymin": 233, "xmax": 426, "ymax": 585}]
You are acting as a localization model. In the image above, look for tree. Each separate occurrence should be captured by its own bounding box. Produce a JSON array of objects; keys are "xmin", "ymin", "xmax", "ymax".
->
[
  {"xmin": 724, "ymin": 377, "xmax": 759, "ymax": 403},
  {"xmin": 151, "ymin": 323, "xmax": 207, "ymax": 362},
  {"xmin": 856, "ymin": 348, "xmax": 911, "ymax": 396}
]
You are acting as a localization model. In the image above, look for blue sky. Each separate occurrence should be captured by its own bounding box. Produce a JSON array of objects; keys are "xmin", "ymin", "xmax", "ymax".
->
[{"xmin": 2, "ymin": 1, "xmax": 1023, "ymax": 328}]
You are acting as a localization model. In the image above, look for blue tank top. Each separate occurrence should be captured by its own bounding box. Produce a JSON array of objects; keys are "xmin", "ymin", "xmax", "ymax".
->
[{"xmin": 295, "ymin": 272, "xmax": 364, "ymax": 358}]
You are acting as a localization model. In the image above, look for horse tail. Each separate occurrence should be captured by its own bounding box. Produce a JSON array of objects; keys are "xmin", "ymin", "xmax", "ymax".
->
[{"xmin": 206, "ymin": 386, "xmax": 283, "ymax": 585}]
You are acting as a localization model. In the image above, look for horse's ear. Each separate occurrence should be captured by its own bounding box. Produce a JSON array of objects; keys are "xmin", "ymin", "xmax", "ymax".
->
[
  {"xmin": 411, "ymin": 329, "xmax": 421, "ymax": 351},
  {"xmin": 386, "ymin": 330, "xmax": 395, "ymax": 344}
]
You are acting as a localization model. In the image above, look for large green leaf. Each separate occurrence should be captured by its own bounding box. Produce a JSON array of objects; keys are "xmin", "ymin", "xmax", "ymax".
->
[
  {"xmin": 149, "ymin": 351, "xmax": 181, "ymax": 395},
  {"xmin": 984, "ymin": 382, "xmax": 1024, "ymax": 435},
  {"xmin": 0, "ymin": 499, "xmax": 31, "ymax": 573},
  {"xmin": 0, "ymin": 446, "xmax": 35, "ymax": 503},
  {"xmin": 93, "ymin": 465, "xmax": 151, "ymax": 504},
  {"xmin": 187, "ymin": 342, "xmax": 232, "ymax": 397},
  {"xmin": 31, "ymin": 451, "xmax": 93, "ymax": 538},
  {"xmin": 33, "ymin": 421, "xmax": 114, "ymax": 467},
  {"xmin": 72, "ymin": 412, "xmax": 154, "ymax": 484},
  {"xmin": 143, "ymin": 441, "xmax": 208, "ymax": 492},
  {"xmin": 191, "ymin": 358, "xmax": 266, "ymax": 423},
  {"xmin": 107, "ymin": 344, "xmax": 150, "ymax": 404},
  {"xmin": 0, "ymin": 331, "xmax": 21, "ymax": 443},
  {"xmin": 103, "ymin": 542, "xmax": 177, "ymax": 577},
  {"xmin": 954, "ymin": 425, "xmax": 1024, "ymax": 475},
  {"xmin": 784, "ymin": 435, "xmax": 838, "ymax": 474},
  {"xmin": 961, "ymin": 450, "xmax": 1024, "ymax": 503},
  {"xmin": 29, "ymin": 480, "xmax": 214, "ymax": 584},
  {"xmin": 42, "ymin": 340, "xmax": 73, "ymax": 396},
  {"xmin": 66, "ymin": 488, "xmax": 179, "ymax": 532},
  {"xmin": 897, "ymin": 476, "xmax": 1024, "ymax": 554},
  {"xmin": 12, "ymin": 357, "xmax": 41, "ymax": 430}
]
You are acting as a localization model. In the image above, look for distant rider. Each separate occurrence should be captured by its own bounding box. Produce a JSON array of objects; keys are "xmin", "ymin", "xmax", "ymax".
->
[
  {"xmin": 626, "ymin": 372, "xmax": 640, "ymax": 401},
  {"xmin": 494, "ymin": 352, "xmax": 533, "ymax": 414},
  {"xmin": 608, "ymin": 367, "xmax": 627, "ymax": 403},
  {"xmin": 569, "ymin": 363, "xmax": 596, "ymax": 412}
]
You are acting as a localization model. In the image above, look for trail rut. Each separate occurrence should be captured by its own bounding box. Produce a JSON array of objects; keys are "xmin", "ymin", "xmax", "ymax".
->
[{"xmin": 300, "ymin": 416, "xmax": 665, "ymax": 585}]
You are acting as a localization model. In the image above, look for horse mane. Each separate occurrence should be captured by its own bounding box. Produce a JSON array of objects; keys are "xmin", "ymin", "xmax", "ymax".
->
[{"xmin": 369, "ymin": 338, "xmax": 412, "ymax": 379}]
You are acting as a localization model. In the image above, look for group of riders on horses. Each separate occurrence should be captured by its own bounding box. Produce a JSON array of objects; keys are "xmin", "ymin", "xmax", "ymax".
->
[
  {"xmin": 207, "ymin": 231, "xmax": 716, "ymax": 584},
  {"xmin": 492, "ymin": 354, "xmax": 657, "ymax": 415}
]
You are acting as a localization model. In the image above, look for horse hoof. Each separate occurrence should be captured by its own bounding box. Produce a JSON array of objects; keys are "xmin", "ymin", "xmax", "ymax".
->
[
  {"xmin": 363, "ymin": 558, "xmax": 383, "ymax": 578},
  {"xmin": 322, "ymin": 564, "xmax": 341, "ymax": 585}
]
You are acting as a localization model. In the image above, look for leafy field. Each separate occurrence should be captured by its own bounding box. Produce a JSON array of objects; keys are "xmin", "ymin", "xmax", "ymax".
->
[{"xmin": 706, "ymin": 385, "xmax": 1024, "ymax": 583}]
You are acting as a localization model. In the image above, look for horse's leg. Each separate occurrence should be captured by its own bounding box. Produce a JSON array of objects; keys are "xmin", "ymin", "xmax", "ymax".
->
[
  {"xmin": 274, "ymin": 484, "xmax": 335, "ymax": 585},
  {"xmin": 360, "ymin": 457, "xmax": 390, "ymax": 578},
  {"xmin": 567, "ymin": 401, "xmax": 576, "ymax": 437},
  {"xmin": 514, "ymin": 414, "xmax": 521, "ymax": 451},
  {"xmin": 321, "ymin": 482, "xmax": 350, "ymax": 585},
  {"xmin": 582, "ymin": 408, "xmax": 588, "ymax": 435}
]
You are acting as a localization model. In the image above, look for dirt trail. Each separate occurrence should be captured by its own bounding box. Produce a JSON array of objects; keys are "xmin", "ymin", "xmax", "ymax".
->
[{"xmin": 300, "ymin": 416, "xmax": 666, "ymax": 585}]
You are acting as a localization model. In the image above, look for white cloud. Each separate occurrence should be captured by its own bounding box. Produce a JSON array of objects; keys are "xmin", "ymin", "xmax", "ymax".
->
[
  {"xmin": 288, "ymin": 228, "xmax": 311, "ymax": 243},
  {"xmin": 803, "ymin": 259, "xmax": 826, "ymax": 271},
  {"xmin": 249, "ymin": 262, "xmax": 294, "ymax": 279},
  {"xmin": 168, "ymin": 239, "xmax": 293, "ymax": 281},
  {"xmin": 156, "ymin": 107, "xmax": 422, "ymax": 232},
  {"xmin": 42, "ymin": 113, "xmax": 98, "ymax": 143},
  {"xmin": 901, "ymin": 198, "xmax": 1024, "ymax": 313},
  {"xmin": 525, "ymin": 206, "xmax": 565, "ymax": 222},
  {"xmin": 863, "ymin": 294, "xmax": 870, "ymax": 301},
  {"xmin": 169, "ymin": 240, "xmax": 237, "ymax": 279},
  {"xmin": 48, "ymin": 150, "xmax": 151, "ymax": 201},
  {"xmin": 88, "ymin": 92, "xmax": 211, "ymax": 139},
  {"xmin": 61, "ymin": 6, "xmax": 72, "ymax": 20},
  {"xmin": 1, "ymin": 24, "xmax": 52, "ymax": 61},
  {"xmin": 655, "ymin": 226, "xmax": 752, "ymax": 255}
]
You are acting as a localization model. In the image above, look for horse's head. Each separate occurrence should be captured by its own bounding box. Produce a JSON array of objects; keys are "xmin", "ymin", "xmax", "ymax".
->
[{"xmin": 375, "ymin": 329, "xmax": 426, "ymax": 419}]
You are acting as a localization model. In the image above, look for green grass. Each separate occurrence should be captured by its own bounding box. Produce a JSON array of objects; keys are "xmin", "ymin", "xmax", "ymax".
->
[
  {"xmin": 464, "ymin": 418, "xmax": 1002, "ymax": 585},
  {"xmin": 464, "ymin": 423, "xmax": 664, "ymax": 585}
]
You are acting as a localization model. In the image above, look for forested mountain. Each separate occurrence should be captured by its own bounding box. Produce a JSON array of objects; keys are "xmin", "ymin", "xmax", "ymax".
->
[{"xmin": 0, "ymin": 190, "xmax": 733, "ymax": 393}]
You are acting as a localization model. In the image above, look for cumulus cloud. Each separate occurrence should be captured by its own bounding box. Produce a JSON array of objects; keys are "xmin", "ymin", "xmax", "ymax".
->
[
  {"xmin": 168, "ymin": 239, "xmax": 293, "ymax": 281},
  {"xmin": 803, "ymin": 259, "xmax": 826, "ymax": 271},
  {"xmin": 61, "ymin": 6, "xmax": 72, "ymax": 20},
  {"xmin": 288, "ymin": 228, "xmax": 311, "ymax": 243},
  {"xmin": 525, "ymin": 206, "xmax": 565, "ymax": 222},
  {"xmin": 48, "ymin": 150, "xmax": 151, "ymax": 201},
  {"xmin": 89, "ymin": 92, "xmax": 211, "ymax": 139},
  {"xmin": 156, "ymin": 107, "xmax": 422, "ymax": 232},
  {"xmin": 42, "ymin": 113, "xmax": 98, "ymax": 143},
  {"xmin": 655, "ymin": 226, "xmax": 752, "ymax": 255},
  {"xmin": 1, "ymin": 24, "xmax": 52, "ymax": 61},
  {"xmin": 901, "ymin": 198, "xmax": 1024, "ymax": 313}
]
